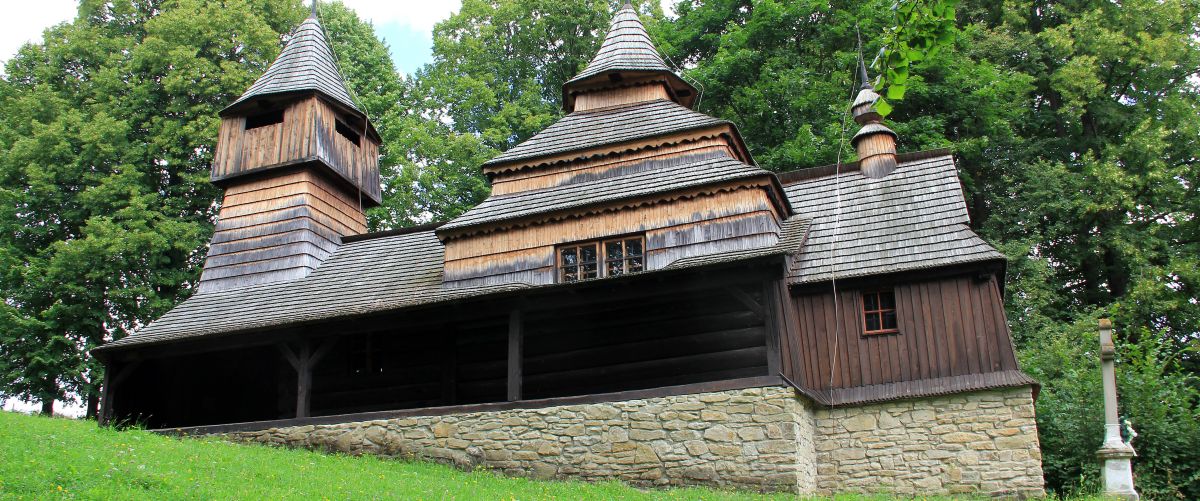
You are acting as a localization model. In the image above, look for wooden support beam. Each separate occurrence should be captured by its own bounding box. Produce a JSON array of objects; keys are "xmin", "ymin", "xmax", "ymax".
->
[
  {"xmin": 98, "ymin": 361, "xmax": 141, "ymax": 426},
  {"xmin": 507, "ymin": 309, "xmax": 523, "ymax": 402},
  {"xmin": 296, "ymin": 341, "xmax": 312, "ymax": 418},
  {"xmin": 278, "ymin": 338, "xmax": 336, "ymax": 419},
  {"xmin": 762, "ymin": 280, "xmax": 783, "ymax": 377},
  {"xmin": 728, "ymin": 286, "xmax": 764, "ymax": 317},
  {"xmin": 441, "ymin": 330, "xmax": 458, "ymax": 405}
]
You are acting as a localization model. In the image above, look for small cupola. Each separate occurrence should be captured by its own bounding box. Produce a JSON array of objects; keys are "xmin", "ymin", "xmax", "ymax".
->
[
  {"xmin": 561, "ymin": 2, "xmax": 697, "ymax": 112},
  {"xmin": 850, "ymin": 58, "xmax": 898, "ymax": 179},
  {"xmin": 199, "ymin": 3, "xmax": 382, "ymax": 293}
]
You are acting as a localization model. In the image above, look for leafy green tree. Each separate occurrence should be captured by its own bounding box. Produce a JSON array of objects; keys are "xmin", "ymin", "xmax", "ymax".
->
[{"xmin": 0, "ymin": 0, "xmax": 403, "ymax": 416}]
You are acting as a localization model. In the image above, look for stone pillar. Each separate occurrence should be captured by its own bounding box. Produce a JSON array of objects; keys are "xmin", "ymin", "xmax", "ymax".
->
[{"xmin": 1096, "ymin": 319, "xmax": 1139, "ymax": 500}]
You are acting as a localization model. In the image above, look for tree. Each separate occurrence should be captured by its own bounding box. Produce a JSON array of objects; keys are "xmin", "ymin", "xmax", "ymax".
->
[{"xmin": 0, "ymin": 0, "xmax": 404, "ymax": 416}]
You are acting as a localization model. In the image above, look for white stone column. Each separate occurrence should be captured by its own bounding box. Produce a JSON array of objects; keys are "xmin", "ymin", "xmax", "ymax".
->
[{"xmin": 1096, "ymin": 319, "xmax": 1138, "ymax": 500}]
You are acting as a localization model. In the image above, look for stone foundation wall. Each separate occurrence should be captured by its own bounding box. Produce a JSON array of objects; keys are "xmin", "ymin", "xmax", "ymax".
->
[
  {"xmin": 221, "ymin": 387, "xmax": 817, "ymax": 493},
  {"xmin": 217, "ymin": 385, "xmax": 1043, "ymax": 497},
  {"xmin": 813, "ymin": 386, "xmax": 1045, "ymax": 498}
]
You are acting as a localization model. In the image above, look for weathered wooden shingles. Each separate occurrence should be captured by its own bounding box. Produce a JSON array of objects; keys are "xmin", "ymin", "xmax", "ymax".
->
[
  {"xmin": 482, "ymin": 99, "xmax": 726, "ymax": 167},
  {"xmin": 99, "ymin": 219, "xmax": 810, "ymax": 351},
  {"xmin": 442, "ymin": 152, "xmax": 768, "ymax": 233},
  {"xmin": 224, "ymin": 15, "xmax": 360, "ymax": 115},
  {"xmin": 782, "ymin": 154, "xmax": 1005, "ymax": 284},
  {"xmin": 564, "ymin": 3, "xmax": 672, "ymax": 85}
]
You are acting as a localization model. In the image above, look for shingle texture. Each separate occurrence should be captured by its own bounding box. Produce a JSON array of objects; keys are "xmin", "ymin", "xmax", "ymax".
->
[
  {"xmin": 224, "ymin": 15, "xmax": 360, "ymax": 115},
  {"xmin": 783, "ymin": 153, "xmax": 1005, "ymax": 284},
  {"xmin": 446, "ymin": 152, "xmax": 773, "ymax": 233},
  {"xmin": 566, "ymin": 3, "xmax": 672, "ymax": 85},
  {"xmin": 99, "ymin": 216, "xmax": 809, "ymax": 351},
  {"xmin": 483, "ymin": 99, "xmax": 727, "ymax": 167}
]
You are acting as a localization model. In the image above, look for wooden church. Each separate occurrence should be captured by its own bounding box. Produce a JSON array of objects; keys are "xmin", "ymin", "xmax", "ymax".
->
[{"xmin": 93, "ymin": 4, "xmax": 1045, "ymax": 497}]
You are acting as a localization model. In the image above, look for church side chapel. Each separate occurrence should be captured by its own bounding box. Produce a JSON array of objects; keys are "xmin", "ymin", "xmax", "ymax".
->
[{"xmin": 93, "ymin": 3, "xmax": 1045, "ymax": 497}]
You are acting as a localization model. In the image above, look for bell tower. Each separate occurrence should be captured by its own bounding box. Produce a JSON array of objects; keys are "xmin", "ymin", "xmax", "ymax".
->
[{"xmin": 199, "ymin": 8, "xmax": 381, "ymax": 293}]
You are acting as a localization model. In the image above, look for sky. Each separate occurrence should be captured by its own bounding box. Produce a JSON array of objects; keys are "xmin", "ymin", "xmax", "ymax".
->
[{"xmin": 0, "ymin": 1, "xmax": 676, "ymax": 76}]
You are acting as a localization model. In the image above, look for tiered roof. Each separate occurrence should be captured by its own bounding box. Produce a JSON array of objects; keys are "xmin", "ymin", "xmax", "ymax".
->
[
  {"xmin": 97, "ymin": 6, "xmax": 1005, "ymax": 354},
  {"xmin": 483, "ymin": 99, "xmax": 735, "ymax": 169}
]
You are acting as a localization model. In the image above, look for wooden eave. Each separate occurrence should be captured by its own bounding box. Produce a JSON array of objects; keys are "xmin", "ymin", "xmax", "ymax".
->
[
  {"xmin": 481, "ymin": 123, "xmax": 755, "ymax": 178},
  {"xmin": 436, "ymin": 175, "xmax": 793, "ymax": 242},
  {"xmin": 561, "ymin": 70, "xmax": 698, "ymax": 112},
  {"xmin": 91, "ymin": 250, "xmax": 791, "ymax": 358},
  {"xmin": 210, "ymin": 159, "xmax": 383, "ymax": 208}
]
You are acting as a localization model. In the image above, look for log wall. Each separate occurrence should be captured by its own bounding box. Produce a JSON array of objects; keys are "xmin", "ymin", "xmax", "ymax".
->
[{"xmin": 780, "ymin": 274, "xmax": 1019, "ymax": 392}]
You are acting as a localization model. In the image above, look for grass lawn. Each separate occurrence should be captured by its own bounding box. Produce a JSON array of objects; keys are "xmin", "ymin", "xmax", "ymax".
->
[{"xmin": 0, "ymin": 411, "xmax": 1090, "ymax": 500}]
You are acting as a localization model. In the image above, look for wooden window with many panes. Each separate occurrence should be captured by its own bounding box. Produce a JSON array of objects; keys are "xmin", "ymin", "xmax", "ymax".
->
[
  {"xmin": 862, "ymin": 289, "xmax": 899, "ymax": 335},
  {"xmin": 559, "ymin": 236, "xmax": 644, "ymax": 283}
]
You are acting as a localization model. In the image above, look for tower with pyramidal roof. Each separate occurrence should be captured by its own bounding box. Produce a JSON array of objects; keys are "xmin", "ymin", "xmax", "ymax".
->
[{"xmin": 201, "ymin": 8, "xmax": 382, "ymax": 292}]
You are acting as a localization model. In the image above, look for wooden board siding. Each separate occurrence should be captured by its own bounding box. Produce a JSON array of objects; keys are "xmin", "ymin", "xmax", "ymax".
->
[
  {"xmin": 490, "ymin": 138, "xmax": 737, "ymax": 195},
  {"xmin": 573, "ymin": 82, "xmax": 671, "ymax": 112},
  {"xmin": 312, "ymin": 99, "xmax": 381, "ymax": 202},
  {"xmin": 782, "ymin": 274, "xmax": 1019, "ymax": 392},
  {"xmin": 442, "ymin": 187, "xmax": 780, "ymax": 286},
  {"xmin": 198, "ymin": 169, "xmax": 367, "ymax": 293},
  {"xmin": 211, "ymin": 96, "xmax": 382, "ymax": 203}
]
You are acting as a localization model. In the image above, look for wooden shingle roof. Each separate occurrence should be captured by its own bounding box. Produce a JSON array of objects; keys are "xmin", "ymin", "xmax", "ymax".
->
[
  {"xmin": 445, "ymin": 152, "xmax": 780, "ymax": 235},
  {"xmin": 482, "ymin": 99, "xmax": 732, "ymax": 169},
  {"xmin": 222, "ymin": 14, "xmax": 360, "ymax": 116},
  {"xmin": 782, "ymin": 152, "xmax": 1005, "ymax": 284},
  {"xmin": 566, "ymin": 2, "xmax": 672, "ymax": 85},
  {"xmin": 96, "ymin": 218, "xmax": 809, "ymax": 352}
]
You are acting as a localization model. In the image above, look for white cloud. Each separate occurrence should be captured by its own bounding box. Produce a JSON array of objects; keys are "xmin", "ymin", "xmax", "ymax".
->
[{"xmin": 0, "ymin": 0, "xmax": 76, "ymax": 65}]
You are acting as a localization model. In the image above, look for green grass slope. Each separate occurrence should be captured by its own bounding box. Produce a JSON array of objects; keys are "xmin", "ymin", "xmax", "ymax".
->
[
  {"xmin": 0, "ymin": 411, "xmax": 817, "ymax": 500},
  {"xmin": 0, "ymin": 411, "xmax": 1097, "ymax": 500}
]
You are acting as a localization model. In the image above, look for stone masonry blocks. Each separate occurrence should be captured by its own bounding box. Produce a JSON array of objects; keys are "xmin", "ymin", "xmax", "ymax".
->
[
  {"xmin": 218, "ymin": 385, "xmax": 1043, "ymax": 497},
  {"xmin": 813, "ymin": 386, "xmax": 1045, "ymax": 498}
]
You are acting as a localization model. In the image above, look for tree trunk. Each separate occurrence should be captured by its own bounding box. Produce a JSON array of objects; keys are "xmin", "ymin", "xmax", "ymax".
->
[
  {"xmin": 86, "ymin": 392, "xmax": 99, "ymax": 420},
  {"xmin": 40, "ymin": 399, "xmax": 54, "ymax": 416}
]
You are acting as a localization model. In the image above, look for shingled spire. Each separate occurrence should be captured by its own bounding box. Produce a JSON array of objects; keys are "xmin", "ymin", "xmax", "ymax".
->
[
  {"xmin": 562, "ymin": 2, "xmax": 697, "ymax": 112},
  {"xmin": 221, "ymin": 9, "xmax": 361, "ymax": 117},
  {"xmin": 850, "ymin": 51, "xmax": 898, "ymax": 178}
]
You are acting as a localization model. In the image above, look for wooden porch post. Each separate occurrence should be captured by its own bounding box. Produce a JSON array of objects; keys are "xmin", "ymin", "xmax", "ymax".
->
[
  {"xmin": 762, "ymin": 280, "xmax": 783, "ymax": 376},
  {"xmin": 507, "ymin": 309, "xmax": 523, "ymax": 402},
  {"xmin": 98, "ymin": 360, "xmax": 140, "ymax": 427},
  {"xmin": 441, "ymin": 328, "xmax": 458, "ymax": 405},
  {"xmin": 280, "ymin": 339, "xmax": 337, "ymax": 419}
]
